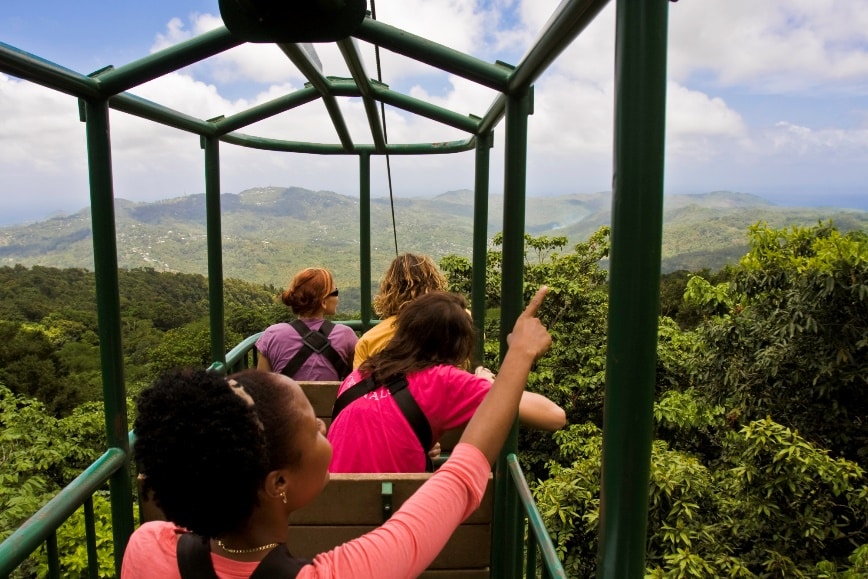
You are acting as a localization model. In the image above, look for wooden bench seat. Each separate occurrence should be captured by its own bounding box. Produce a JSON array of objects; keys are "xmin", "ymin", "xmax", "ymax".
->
[{"xmin": 288, "ymin": 472, "xmax": 492, "ymax": 577}]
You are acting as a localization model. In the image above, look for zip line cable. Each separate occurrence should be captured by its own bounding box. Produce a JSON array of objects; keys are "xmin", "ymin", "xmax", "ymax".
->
[{"xmin": 370, "ymin": 0, "xmax": 399, "ymax": 256}]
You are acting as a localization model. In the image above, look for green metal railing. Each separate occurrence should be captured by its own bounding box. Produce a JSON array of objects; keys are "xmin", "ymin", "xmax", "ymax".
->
[
  {"xmin": 0, "ymin": 441, "xmax": 133, "ymax": 578},
  {"xmin": 0, "ymin": 0, "xmax": 670, "ymax": 575},
  {"xmin": 507, "ymin": 455, "xmax": 568, "ymax": 579}
]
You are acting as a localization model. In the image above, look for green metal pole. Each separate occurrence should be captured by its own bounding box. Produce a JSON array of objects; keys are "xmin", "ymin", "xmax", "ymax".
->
[
  {"xmin": 492, "ymin": 88, "xmax": 532, "ymax": 579},
  {"xmin": 471, "ymin": 132, "xmax": 492, "ymax": 365},
  {"xmin": 597, "ymin": 0, "xmax": 669, "ymax": 576},
  {"xmin": 82, "ymin": 98, "xmax": 134, "ymax": 574},
  {"xmin": 203, "ymin": 136, "xmax": 226, "ymax": 366},
  {"xmin": 359, "ymin": 153, "xmax": 373, "ymax": 328}
]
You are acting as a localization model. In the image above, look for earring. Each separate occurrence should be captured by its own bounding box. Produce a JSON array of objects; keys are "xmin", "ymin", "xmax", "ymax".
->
[{"xmin": 280, "ymin": 491, "xmax": 287, "ymax": 504}]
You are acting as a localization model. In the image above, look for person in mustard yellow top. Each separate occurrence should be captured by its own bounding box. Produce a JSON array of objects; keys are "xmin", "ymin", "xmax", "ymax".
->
[{"xmin": 353, "ymin": 253, "xmax": 447, "ymax": 368}]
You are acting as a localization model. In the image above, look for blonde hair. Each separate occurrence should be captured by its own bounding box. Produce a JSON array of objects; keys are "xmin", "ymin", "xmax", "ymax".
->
[
  {"xmin": 373, "ymin": 253, "xmax": 447, "ymax": 318},
  {"xmin": 280, "ymin": 268, "xmax": 335, "ymax": 317}
]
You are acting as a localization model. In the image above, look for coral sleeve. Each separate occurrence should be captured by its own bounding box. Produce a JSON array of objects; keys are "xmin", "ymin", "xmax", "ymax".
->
[{"xmin": 299, "ymin": 443, "xmax": 490, "ymax": 579}]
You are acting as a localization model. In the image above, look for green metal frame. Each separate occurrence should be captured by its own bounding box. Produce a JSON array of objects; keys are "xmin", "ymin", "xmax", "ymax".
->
[{"xmin": 0, "ymin": 0, "xmax": 670, "ymax": 576}]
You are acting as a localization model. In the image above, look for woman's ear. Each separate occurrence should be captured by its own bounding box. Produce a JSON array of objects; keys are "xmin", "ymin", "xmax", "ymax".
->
[{"xmin": 263, "ymin": 470, "xmax": 288, "ymax": 503}]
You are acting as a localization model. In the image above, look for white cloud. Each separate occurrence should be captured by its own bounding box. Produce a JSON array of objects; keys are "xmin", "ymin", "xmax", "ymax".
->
[
  {"xmin": 373, "ymin": 0, "xmax": 492, "ymax": 56},
  {"xmin": 669, "ymin": 0, "xmax": 868, "ymax": 92},
  {"xmin": 763, "ymin": 121, "xmax": 868, "ymax": 160}
]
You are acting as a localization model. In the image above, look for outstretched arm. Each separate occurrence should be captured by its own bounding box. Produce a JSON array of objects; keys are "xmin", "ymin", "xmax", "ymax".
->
[
  {"xmin": 460, "ymin": 286, "xmax": 552, "ymax": 465},
  {"xmin": 518, "ymin": 392, "xmax": 566, "ymax": 431}
]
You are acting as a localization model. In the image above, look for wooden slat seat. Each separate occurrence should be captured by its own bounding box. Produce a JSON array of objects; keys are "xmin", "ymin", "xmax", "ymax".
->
[{"xmin": 288, "ymin": 472, "xmax": 492, "ymax": 577}]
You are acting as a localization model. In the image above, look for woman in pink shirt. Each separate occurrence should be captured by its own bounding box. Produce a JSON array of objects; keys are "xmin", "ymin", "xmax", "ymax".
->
[
  {"xmin": 328, "ymin": 291, "xmax": 567, "ymax": 473},
  {"xmin": 122, "ymin": 288, "xmax": 553, "ymax": 579}
]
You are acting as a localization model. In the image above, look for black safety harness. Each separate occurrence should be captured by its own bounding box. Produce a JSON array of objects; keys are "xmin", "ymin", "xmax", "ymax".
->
[{"xmin": 280, "ymin": 319, "xmax": 351, "ymax": 380}]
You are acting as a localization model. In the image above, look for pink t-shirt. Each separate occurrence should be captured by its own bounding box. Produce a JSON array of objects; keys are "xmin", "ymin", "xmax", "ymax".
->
[
  {"xmin": 256, "ymin": 319, "xmax": 357, "ymax": 381},
  {"xmin": 327, "ymin": 366, "xmax": 491, "ymax": 473},
  {"xmin": 121, "ymin": 444, "xmax": 490, "ymax": 579}
]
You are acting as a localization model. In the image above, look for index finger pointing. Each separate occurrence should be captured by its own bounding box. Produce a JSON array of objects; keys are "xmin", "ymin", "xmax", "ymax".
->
[{"xmin": 520, "ymin": 285, "xmax": 548, "ymax": 318}]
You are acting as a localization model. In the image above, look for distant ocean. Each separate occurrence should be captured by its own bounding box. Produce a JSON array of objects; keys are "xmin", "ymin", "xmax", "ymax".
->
[{"xmin": 754, "ymin": 189, "xmax": 868, "ymax": 212}]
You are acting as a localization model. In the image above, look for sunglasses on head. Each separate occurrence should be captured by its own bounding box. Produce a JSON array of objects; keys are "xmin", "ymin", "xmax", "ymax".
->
[{"xmin": 327, "ymin": 289, "xmax": 339, "ymax": 297}]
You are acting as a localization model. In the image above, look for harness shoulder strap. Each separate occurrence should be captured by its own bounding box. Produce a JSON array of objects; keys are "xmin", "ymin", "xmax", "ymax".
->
[
  {"xmin": 315, "ymin": 321, "xmax": 351, "ymax": 379},
  {"xmin": 176, "ymin": 533, "xmax": 219, "ymax": 579},
  {"xmin": 331, "ymin": 376, "xmax": 381, "ymax": 421},
  {"xmin": 387, "ymin": 377, "xmax": 433, "ymax": 458},
  {"xmin": 281, "ymin": 320, "xmax": 350, "ymax": 379}
]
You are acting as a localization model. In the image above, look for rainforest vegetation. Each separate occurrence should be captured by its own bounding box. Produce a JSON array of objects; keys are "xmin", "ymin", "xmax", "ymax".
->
[{"xmin": 1, "ymin": 220, "xmax": 866, "ymax": 577}]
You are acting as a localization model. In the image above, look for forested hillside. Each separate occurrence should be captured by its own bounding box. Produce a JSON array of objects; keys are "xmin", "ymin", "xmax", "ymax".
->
[
  {"xmin": 1, "ymin": 188, "xmax": 865, "ymax": 285},
  {"xmin": 0, "ymin": 266, "xmax": 355, "ymax": 414}
]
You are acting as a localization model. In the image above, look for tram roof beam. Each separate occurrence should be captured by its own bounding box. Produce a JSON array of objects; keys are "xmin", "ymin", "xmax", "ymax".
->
[
  {"xmin": 479, "ymin": 94, "xmax": 506, "ymax": 136},
  {"xmin": 0, "ymin": 42, "xmax": 101, "ymax": 99},
  {"xmin": 508, "ymin": 0, "xmax": 610, "ymax": 94},
  {"xmin": 336, "ymin": 37, "xmax": 387, "ymax": 153},
  {"xmin": 220, "ymin": 133, "xmax": 475, "ymax": 155},
  {"xmin": 280, "ymin": 43, "xmax": 356, "ymax": 152},
  {"xmin": 353, "ymin": 18, "xmax": 510, "ymax": 93},
  {"xmin": 95, "ymin": 27, "xmax": 243, "ymax": 96},
  {"xmin": 365, "ymin": 82, "xmax": 480, "ymax": 135},
  {"xmin": 108, "ymin": 93, "xmax": 216, "ymax": 136},
  {"xmin": 214, "ymin": 86, "xmax": 321, "ymax": 135}
]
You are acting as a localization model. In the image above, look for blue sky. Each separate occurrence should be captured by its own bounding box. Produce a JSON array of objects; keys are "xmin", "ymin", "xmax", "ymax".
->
[{"xmin": 1, "ymin": 0, "xmax": 867, "ymax": 225}]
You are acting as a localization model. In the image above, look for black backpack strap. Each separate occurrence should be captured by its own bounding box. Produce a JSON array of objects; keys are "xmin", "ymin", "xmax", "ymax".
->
[
  {"xmin": 387, "ymin": 376, "xmax": 433, "ymax": 462},
  {"xmin": 316, "ymin": 321, "xmax": 351, "ymax": 379},
  {"xmin": 281, "ymin": 320, "xmax": 350, "ymax": 379},
  {"xmin": 332, "ymin": 375, "xmax": 434, "ymax": 471},
  {"xmin": 331, "ymin": 376, "xmax": 382, "ymax": 421},
  {"xmin": 177, "ymin": 533, "xmax": 310, "ymax": 579},
  {"xmin": 250, "ymin": 545, "xmax": 311, "ymax": 579},
  {"xmin": 177, "ymin": 533, "xmax": 219, "ymax": 579}
]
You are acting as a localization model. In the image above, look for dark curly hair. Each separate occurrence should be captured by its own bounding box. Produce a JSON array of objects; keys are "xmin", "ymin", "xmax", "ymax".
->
[
  {"xmin": 360, "ymin": 291, "xmax": 475, "ymax": 384},
  {"xmin": 134, "ymin": 368, "xmax": 306, "ymax": 537}
]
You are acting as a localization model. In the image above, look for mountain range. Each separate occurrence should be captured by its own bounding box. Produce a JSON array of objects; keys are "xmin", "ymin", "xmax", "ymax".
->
[{"xmin": 0, "ymin": 187, "xmax": 865, "ymax": 287}]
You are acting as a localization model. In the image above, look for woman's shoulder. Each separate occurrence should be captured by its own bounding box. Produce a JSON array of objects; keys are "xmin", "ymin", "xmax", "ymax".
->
[
  {"xmin": 125, "ymin": 521, "xmax": 184, "ymax": 561},
  {"xmin": 332, "ymin": 322, "xmax": 358, "ymax": 336},
  {"xmin": 131, "ymin": 520, "xmax": 183, "ymax": 542},
  {"xmin": 409, "ymin": 364, "xmax": 473, "ymax": 382},
  {"xmin": 260, "ymin": 322, "xmax": 292, "ymax": 336}
]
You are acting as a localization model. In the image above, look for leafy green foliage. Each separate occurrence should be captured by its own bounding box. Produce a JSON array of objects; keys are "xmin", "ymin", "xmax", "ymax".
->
[
  {"xmin": 690, "ymin": 222, "xmax": 868, "ymax": 462},
  {"xmin": 442, "ymin": 229, "xmax": 611, "ymax": 476},
  {"xmin": 718, "ymin": 419, "xmax": 868, "ymax": 574},
  {"xmin": 35, "ymin": 494, "xmax": 117, "ymax": 578},
  {"xmin": 0, "ymin": 386, "xmax": 126, "ymax": 577},
  {"xmin": 527, "ymin": 221, "xmax": 868, "ymax": 576},
  {"xmin": 0, "ymin": 266, "xmax": 297, "ymax": 413}
]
